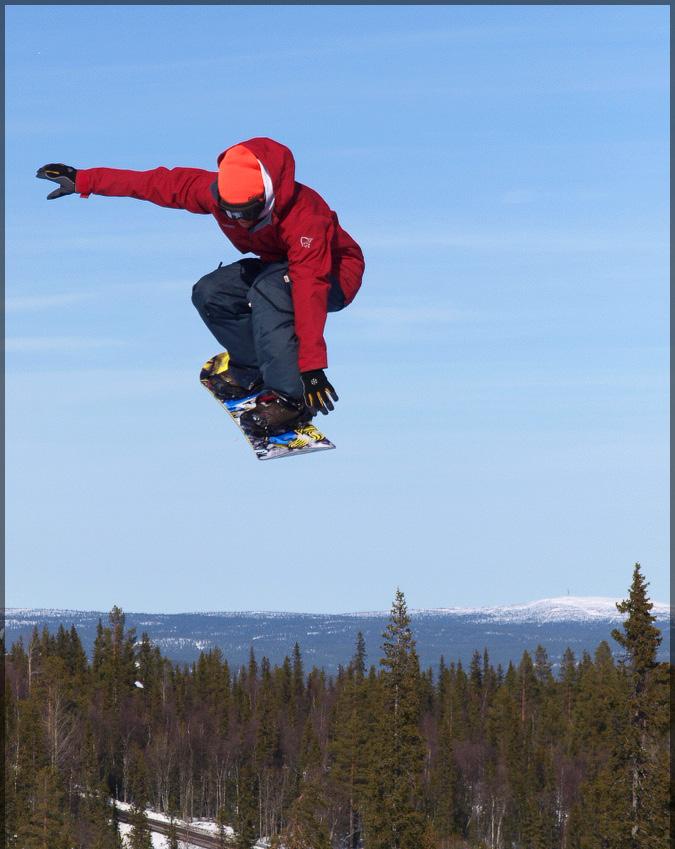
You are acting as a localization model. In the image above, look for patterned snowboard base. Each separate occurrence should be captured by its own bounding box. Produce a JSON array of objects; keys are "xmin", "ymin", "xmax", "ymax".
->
[{"xmin": 200, "ymin": 352, "xmax": 336, "ymax": 461}]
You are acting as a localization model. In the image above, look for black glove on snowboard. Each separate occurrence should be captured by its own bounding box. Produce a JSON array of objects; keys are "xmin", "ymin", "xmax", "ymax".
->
[
  {"xmin": 301, "ymin": 370, "xmax": 338, "ymax": 415},
  {"xmin": 36, "ymin": 164, "xmax": 78, "ymax": 199}
]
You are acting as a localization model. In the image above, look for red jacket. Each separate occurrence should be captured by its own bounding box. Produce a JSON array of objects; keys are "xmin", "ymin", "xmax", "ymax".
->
[{"xmin": 76, "ymin": 138, "xmax": 364, "ymax": 372}]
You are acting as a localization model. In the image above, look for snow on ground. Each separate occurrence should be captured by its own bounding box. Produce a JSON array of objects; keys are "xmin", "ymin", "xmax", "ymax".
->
[
  {"xmin": 6, "ymin": 597, "xmax": 670, "ymax": 626},
  {"xmin": 119, "ymin": 821, "xmax": 184, "ymax": 849},
  {"xmin": 115, "ymin": 800, "xmax": 230, "ymax": 829},
  {"xmin": 409, "ymin": 596, "xmax": 672, "ymax": 623},
  {"xmin": 115, "ymin": 801, "xmax": 269, "ymax": 848}
]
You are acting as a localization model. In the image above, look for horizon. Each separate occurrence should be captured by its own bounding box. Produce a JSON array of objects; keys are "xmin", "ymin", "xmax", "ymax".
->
[{"xmin": 5, "ymin": 592, "xmax": 671, "ymax": 617}]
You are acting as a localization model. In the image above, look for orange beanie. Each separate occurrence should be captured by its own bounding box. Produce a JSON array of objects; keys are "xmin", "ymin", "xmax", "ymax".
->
[{"xmin": 218, "ymin": 145, "xmax": 264, "ymax": 204}]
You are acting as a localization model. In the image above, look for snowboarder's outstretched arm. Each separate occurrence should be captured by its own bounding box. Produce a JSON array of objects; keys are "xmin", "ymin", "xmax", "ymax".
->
[{"xmin": 36, "ymin": 163, "xmax": 216, "ymax": 214}]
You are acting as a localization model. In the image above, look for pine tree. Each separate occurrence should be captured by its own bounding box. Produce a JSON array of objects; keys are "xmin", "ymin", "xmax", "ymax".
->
[
  {"xmin": 291, "ymin": 642, "xmax": 305, "ymax": 723},
  {"xmin": 282, "ymin": 781, "xmax": 331, "ymax": 849},
  {"xmin": 330, "ymin": 635, "xmax": 371, "ymax": 848},
  {"xmin": 80, "ymin": 782, "xmax": 123, "ymax": 849},
  {"xmin": 90, "ymin": 607, "xmax": 139, "ymax": 798},
  {"xmin": 352, "ymin": 631, "xmax": 367, "ymax": 679},
  {"xmin": 565, "ymin": 641, "xmax": 633, "ymax": 849},
  {"xmin": 246, "ymin": 646, "xmax": 259, "ymax": 714},
  {"xmin": 559, "ymin": 647, "xmax": 577, "ymax": 729},
  {"xmin": 10, "ymin": 697, "xmax": 49, "ymax": 845},
  {"xmin": 234, "ymin": 763, "xmax": 258, "ymax": 849},
  {"xmin": 34, "ymin": 655, "xmax": 77, "ymax": 770},
  {"xmin": 127, "ymin": 801, "xmax": 153, "ymax": 849},
  {"xmin": 15, "ymin": 766, "xmax": 74, "ymax": 849},
  {"xmin": 364, "ymin": 589, "xmax": 426, "ymax": 849},
  {"xmin": 298, "ymin": 716, "xmax": 322, "ymax": 776},
  {"xmin": 429, "ymin": 706, "xmax": 459, "ymax": 841},
  {"xmin": 611, "ymin": 563, "xmax": 669, "ymax": 847}
]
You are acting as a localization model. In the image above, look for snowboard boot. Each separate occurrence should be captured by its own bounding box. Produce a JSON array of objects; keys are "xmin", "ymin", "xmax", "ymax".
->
[
  {"xmin": 206, "ymin": 363, "xmax": 262, "ymax": 401},
  {"xmin": 240, "ymin": 391, "xmax": 312, "ymax": 437}
]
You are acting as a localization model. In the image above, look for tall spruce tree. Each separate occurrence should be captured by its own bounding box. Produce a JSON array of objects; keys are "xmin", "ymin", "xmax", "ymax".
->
[
  {"xmin": 234, "ymin": 763, "xmax": 258, "ymax": 849},
  {"xmin": 364, "ymin": 589, "xmax": 426, "ymax": 849},
  {"xmin": 330, "ymin": 634, "xmax": 370, "ymax": 848},
  {"xmin": 610, "ymin": 563, "xmax": 669, "ymax": 847},
  {"xmin": 352, "ymin": 632, "xmax": 367, "ymax": 679}
]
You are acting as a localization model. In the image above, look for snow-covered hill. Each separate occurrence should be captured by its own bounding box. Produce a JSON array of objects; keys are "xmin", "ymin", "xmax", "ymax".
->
[
  {"xmin": 410, "ymin": 596, "xmax": 672, "ymax": 624},
  {"xmin": 6, "ymin": 596, "xmax": 670, "ymax": 625},
  {"xmin": 4, "ymin": 596, "xmax": 670, "ymax": 671}
]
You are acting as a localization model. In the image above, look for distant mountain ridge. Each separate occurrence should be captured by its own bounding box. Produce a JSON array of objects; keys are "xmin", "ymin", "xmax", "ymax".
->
[
  {"xmin": 8, "ymin": 596, "xmax": 671, "ymax": 621},
  {"xmin": 408, "ymin": 596, "xmax": 672, "ymax": 623},
  {"xmin": 5, "ymin": 597, "xmax": 671, "ymax": 673}
]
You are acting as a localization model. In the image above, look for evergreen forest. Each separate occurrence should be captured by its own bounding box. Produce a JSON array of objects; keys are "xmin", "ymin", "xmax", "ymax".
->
[{"xmin": 4, "ymin": 564, "xmax": 670, "ymax": 849}]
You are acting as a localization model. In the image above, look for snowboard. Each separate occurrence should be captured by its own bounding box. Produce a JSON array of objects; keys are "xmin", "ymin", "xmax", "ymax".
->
[{"xmin": 200, "ymin": 352, "xmax": 336, "ymax": 461}]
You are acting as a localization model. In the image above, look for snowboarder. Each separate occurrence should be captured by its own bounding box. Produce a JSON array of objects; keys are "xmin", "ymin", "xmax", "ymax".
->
[{"xmin": 36, "ymin": 138, "xmax": 365, "ymax": 436}]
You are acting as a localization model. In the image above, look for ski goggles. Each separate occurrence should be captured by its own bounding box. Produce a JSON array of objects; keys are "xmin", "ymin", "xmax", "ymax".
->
[{"xmin": 210, "ymin": 182, "xmax": 265, "ymax": 221}]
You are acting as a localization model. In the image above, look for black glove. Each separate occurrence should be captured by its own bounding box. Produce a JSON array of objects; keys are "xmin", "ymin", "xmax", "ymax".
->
[
  {"xmin": 36, "ymin": 163, "xmax": 78, "ymax": 199},
  {"xmin": 301, "ymin": 370, "xmax": 338, "ymax": 415}
]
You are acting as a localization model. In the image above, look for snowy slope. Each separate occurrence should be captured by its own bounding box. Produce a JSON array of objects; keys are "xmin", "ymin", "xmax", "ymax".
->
[
  {"xmin": 409, "ymin": 596, "xmax": 672, "ymax": 624},
  {"xmin": 5, "ymin": 596, "xmax": 670, "ymax": 624}
]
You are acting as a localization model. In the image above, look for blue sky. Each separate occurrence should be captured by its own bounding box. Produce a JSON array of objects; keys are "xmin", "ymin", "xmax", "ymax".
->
[{"xmin": 6, "ymin": 5, "xmax": 669, "ymax": 612}]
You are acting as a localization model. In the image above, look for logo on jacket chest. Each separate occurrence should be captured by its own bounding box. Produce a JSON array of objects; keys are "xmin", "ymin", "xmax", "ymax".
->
[{"xmin": 300, "ymin": 236, "xmax": 313, "ymax": 249}]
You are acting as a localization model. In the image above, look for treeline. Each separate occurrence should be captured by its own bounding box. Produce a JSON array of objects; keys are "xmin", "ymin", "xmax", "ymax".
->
[{"xmin": 3, "ymin": 564, "xmax": 670, "ymax": 849}]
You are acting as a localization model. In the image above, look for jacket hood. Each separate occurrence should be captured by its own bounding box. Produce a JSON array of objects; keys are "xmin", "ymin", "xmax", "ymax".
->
[{"xmin": 216, "ymin": 137, "xmax": 297, "ymax": 217}]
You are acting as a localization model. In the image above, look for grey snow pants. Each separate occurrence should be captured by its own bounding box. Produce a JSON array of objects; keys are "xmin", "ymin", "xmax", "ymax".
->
[{"xmin": 191, "ymin": 259, "xmax": 345, "ymax": 399}]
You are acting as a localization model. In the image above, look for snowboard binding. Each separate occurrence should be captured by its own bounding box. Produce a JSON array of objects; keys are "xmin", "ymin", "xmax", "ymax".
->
[{"xmin": 200, "ymin": 352, "xmax": 335, "ymax": 461}]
